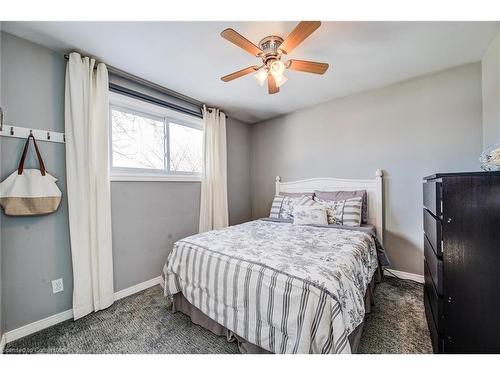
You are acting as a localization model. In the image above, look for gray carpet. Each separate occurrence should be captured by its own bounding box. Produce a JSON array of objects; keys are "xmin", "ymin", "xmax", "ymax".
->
[{"xmin": 4, "ymin": 277, "xmax": 432, "ymax": 354}]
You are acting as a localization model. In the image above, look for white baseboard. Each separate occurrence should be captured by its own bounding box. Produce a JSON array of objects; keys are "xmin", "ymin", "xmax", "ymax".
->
[
  {"xmin": 4, "ymin": 308, "xmax": 74, "ymax": 344},
  {"xmin": 385, "ymin": 268, "xmax": 424, "ymax": 283},
  {"xmin": 4, "ymin": 275, "xmax": 162, "ymax": 344},
  {"xmin": 114, "ymin": 276, "xmax": 163, "ymax": 301},
  {"xmin": 0, "ymin": 334, "xmax": 6, "ymax": 354}
]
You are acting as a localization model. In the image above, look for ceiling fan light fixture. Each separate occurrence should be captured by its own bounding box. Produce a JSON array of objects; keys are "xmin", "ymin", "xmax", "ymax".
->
[
  {"xmin": 275, "ymin": 75, "xmax": 288, "ymax": 88},
  {"xmin": 254, "ymin": 68, "xmax": 268, "ymax": 86},
  {"xmin": 269, "ymin": 60, "xmax": 286, "ymax": 78}
]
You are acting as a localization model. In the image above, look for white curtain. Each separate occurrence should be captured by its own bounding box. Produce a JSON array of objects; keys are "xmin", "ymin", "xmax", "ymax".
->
[
  {"xmin": 199, "ymin": 106, "xmax": 229, "ymax": 232},
  {"xmin": 65, "ymin": 52, "xmax": 114, "ymax": 319}
]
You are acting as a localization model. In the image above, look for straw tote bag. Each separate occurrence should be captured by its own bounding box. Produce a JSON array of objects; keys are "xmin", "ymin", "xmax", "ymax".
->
[{"xmin": 0, "ymin": 134, "xmax": 62, "ymax": 216}]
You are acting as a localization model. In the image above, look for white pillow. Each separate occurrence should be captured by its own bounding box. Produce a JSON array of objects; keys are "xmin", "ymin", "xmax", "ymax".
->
[
  {"xmin": 279, "ymin": 194, "xmax": 317, "ymax": 219},
  {"xmin": 293, "ymin": 205, "xmax": 328, "ymax": 225},
  {"xmin": 314, "ymin": 197, "xmax": 345, "ymax": 225},
  {"xmin": 313, "ymin": 196, "xmax": 363, "ymax": 226}
]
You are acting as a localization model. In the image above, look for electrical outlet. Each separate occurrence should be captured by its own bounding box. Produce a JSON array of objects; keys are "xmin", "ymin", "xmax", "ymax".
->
[{"xmin": 52, "ymin": 278, "xmax": 64, "ymax": 294}]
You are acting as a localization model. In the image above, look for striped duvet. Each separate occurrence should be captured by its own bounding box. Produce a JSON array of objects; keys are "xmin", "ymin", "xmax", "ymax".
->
[{"xmin": 162, "ymin": 219, "xmax": 378, "ymax": 354}]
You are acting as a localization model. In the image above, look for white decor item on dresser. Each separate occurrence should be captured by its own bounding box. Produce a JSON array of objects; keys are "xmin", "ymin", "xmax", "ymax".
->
[{"xmin": 275, "ymin": 169, "xmax": 384, "ymax": 244}]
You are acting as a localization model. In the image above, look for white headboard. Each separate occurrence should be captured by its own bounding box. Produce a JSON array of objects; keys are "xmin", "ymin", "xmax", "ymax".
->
[{"xmin": 275, "ymin": 169, "xmax": 384, "ymax": 244}]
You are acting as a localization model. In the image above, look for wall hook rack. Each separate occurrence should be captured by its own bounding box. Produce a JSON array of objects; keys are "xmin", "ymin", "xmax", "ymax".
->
[{"xmin": 0, "ymin": 124, "xmax": 65, "ymax": 144}]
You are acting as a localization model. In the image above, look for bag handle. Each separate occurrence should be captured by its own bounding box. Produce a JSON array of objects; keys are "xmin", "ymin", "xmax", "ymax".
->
[{"xmin": 17, "ymin": 134, "xmax": 47, "ymax": 176}]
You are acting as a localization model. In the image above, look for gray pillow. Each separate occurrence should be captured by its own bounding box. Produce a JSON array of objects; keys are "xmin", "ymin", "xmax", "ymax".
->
[{"xmin": 314, "ymin": 190, "xmax": 368, "ymax": 223}]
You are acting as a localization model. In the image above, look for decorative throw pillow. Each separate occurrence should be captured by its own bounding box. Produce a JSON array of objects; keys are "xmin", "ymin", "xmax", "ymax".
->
[
  {"xmin": 314, "ymin": 197, "xmax": 345, "ymax": 225},
  {"xmin": 278, "ymin": 194, "xmax": 317, "ymax": 220},
  {"xmin": 269, "ymin": 195, "xmax": 285, "ymax": 218},
  {"xmin": 293, "ymin": 205, "xmax": 328, "ymax": 226},
  {"xmin": 278, "ymin": 196, "xmax": 302, "ymax": 219},
  {"xmin": 314, "ymin": 190, "xmax": 368, "ymax": 223},
  {"xmin": 341, "ymin": 197, "xmax": 363, "ymax": 227}
]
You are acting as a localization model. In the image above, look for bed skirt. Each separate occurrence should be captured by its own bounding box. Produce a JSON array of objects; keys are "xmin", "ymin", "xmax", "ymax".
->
[{"xmin": 171, "ymin": 267, "xmax": 382, "ymax": 354}]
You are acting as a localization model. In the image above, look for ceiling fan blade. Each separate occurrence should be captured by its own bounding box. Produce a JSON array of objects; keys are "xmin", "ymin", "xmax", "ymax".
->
[
  {"xmin": 287, "ymin": 59, "xmax": 329, "ymax": 74},
  {"xmin": 268, "ymin": 75, "xmax": 279, "ymax": 94},
  {"xmin": 221, "ymin": 28, "xmax": 263, "ymax": 57},
  {"xmin": 279, "ymin": 21, "xmax": 321, "ymax": 54},
  {"xmin": 221, "ymin": 66, "xmax": 259, "ymax": 82}
]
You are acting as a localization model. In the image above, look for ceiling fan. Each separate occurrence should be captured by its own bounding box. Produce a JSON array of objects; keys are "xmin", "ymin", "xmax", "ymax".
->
[{"xmin": 220, "ymin": 21, "xmax": 329, "ymax": 95}]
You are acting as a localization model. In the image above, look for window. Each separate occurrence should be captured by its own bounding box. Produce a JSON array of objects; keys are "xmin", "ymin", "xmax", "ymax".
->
[{"xmin": 109, "ymin": 92, "xmax": 203, "ymax": 181}]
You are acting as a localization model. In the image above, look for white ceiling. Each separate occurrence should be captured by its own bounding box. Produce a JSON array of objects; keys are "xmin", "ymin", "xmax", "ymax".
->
[{"xmin": 3, "ymin": 21, "xmax": 499, "ymax": 123}]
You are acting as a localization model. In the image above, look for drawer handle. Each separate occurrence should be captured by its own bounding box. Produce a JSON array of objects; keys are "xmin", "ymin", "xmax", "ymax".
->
[{"xmin": 447, "ymin": 218, "xmax": 452, "ymax": 223}]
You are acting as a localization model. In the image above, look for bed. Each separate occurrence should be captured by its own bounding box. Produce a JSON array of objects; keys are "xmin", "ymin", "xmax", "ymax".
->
[{"xmin": 162, "ymin": 170, "xmax": 388, "ymax": 354}]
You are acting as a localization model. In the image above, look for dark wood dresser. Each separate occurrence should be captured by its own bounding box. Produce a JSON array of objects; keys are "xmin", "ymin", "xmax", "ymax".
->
[{"xmin": 423, "ymin": 171, "xmax": 500, "ymax": 353}]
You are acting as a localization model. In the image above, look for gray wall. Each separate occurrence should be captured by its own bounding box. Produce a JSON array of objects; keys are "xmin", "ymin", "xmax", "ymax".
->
[
  {"xmin": 0, "ymin": 32, "xmax": 252, "ymax": 332},
  {"xmin": 482, "ymin": 31, "xmax": 500, "ymax": 149},
  {"xmin": 227, "ymin": 117, "xmax": 252, "ymax": 225},
  {"xmin": 1, "ymin": 32, "xmax": 71, "ymax": 333},
  {"xmin": 251, "ymin": 63, "xmax": 483, "ymax": 275}
]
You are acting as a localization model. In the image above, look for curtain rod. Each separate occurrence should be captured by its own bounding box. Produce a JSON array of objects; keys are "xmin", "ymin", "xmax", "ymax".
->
[
  {"xmin": 109, "ymin": 83, "xmax": 203, "ymax": 119},
  {"xmin": 63, "ymin": 53, "xmax": 228, "ymax": 119}
]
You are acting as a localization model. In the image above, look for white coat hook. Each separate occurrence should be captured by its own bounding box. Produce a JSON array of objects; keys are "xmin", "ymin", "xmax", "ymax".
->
[{"xmin": 0, "ymin": 124, "xmax": 65, "ymax": 144}]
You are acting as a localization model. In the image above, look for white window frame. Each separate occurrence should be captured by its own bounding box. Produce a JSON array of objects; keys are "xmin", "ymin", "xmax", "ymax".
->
[{"xmin": 109, "ymin": 91, "xmax": 203, "ymax": 182}]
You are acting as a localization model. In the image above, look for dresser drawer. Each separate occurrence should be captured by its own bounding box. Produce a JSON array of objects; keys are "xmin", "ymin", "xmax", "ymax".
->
[
  {"xmin": 424, "ymin": 260, "xmax": 444, "ymax": 332},
  {"xmin": 424, "ymin": 234, "xmax": 443, "ymax": 295},
  {"xmin": 423, "ymin": 180, "xmax": 442, "ymax": 218},
  {"xmin": 423, "ymin": 208, "xmax": 442, "ymax": 257},
  {"xmin": 424, "ymin": 289, "xmax": 444, "ymax": 354}
]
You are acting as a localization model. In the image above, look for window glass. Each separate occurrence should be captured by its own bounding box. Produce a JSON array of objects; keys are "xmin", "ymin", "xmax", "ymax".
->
[
  {"xmin": 168, "ymin": 122, "xmax": 203, "ymax": 173},
  {"xmin": 111, "ymin": 108, "xmax": 165, "ymax": 170}
]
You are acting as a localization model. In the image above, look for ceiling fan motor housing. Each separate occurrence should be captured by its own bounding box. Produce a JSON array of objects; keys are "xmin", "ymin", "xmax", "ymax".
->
[{"xmin": 259, "ymin": 35, "xmax": 284, "ymax": 63}]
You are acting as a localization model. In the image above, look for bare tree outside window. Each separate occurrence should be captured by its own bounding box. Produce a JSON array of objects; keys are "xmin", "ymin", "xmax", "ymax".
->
[
  {"xmin": 169, "ymin": 122, "xmax": 202, "ymax": 173},
  {"xmin": 111, "ymin": 109, "xmax": 164, "ymax": 170},
  {"xmin": 111, "ymin": 107, "xmax": 202, "ymax": 175}
]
